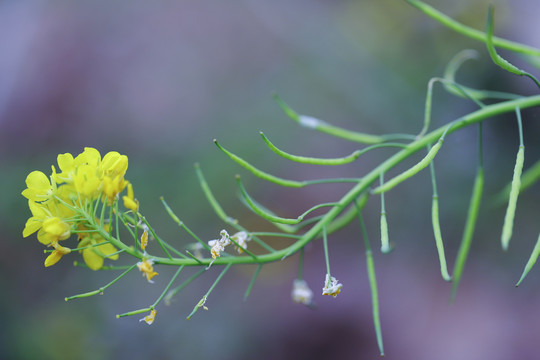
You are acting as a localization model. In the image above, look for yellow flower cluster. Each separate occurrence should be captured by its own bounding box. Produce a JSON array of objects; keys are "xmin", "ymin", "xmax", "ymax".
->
[{"xmin": 22, "ymin": 147, "xmax": 137, "ymax": 269}]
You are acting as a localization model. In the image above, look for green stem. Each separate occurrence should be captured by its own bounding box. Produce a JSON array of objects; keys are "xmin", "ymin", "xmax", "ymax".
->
[
  {"xmin": 451, "ymin": 123, "xmax": 484, "ymax": 303},
  {"xmin": 161, "ymin": 197, "xmax": 212, "ymax": 252},
  {"xmin": 322, "ymin": 226, "xmax": 331, "ymax": 278},
  {"xmin": 186, "ymin": 263, "xmax": 232, "ymax": 320},
  {"xmin": 65, "ymin": 264, "xmax": 137, "ymax": 301},
  {"xmin": 87, "ymin": 96, "xmax": 540, "ymax": 268},
  {"xmin": 244, "ymin": 264, "xmax": 263, "ymax": 301},
  {"xmin": 195, "ymin": 163, "xmax": 275, "ymax": 252},
  {"xmin": 165, "ymin": 267, "xmax": 207, "ymax": 305},
  {"xmin": 152, "ymin": 266, "xmax": 184, "ymax": 308},
  {"xmin": 357, "ymin": 210, "xmax": 384, "ymax": 357},
  {"xmin": 237, "ymin": 175, "xmax": 338, "ymax": 224},
  {"xmin": 485, "ymin": 5, "xmax": 540, "ymax": 89},
  {"xmin": 406, "ymin": 0, "xmax": 540, "ymax": 57}
]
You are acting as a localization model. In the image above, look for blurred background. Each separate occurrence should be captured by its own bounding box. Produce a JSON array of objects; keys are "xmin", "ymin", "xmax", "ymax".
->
[{"xmin": 1, "ymin": 0, "xmax": 540, "ymax": 359}]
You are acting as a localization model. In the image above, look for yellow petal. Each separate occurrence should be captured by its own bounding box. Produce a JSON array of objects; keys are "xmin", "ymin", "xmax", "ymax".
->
[
  {"xmin": 44, "ymin": 250, "xmax": 64, "ymax": 267},
  {"xmin": 22, "ymin": 171, "xmax": 52, "ymax": 201},
  {"xmin": 102, "ymin": 152, "xmax": 128, "ymax": 176},
  {"xmin": 23, "ymin": 217, "xmax": 42, "ymax": 237},
  {"xmin": 57, "ymin": 153, "xmax": 74, "ymax": 173},
  {"xmin": 25, "ymin": 171, "xmax": 51, "ymax": 191},
  {"xmin": 123, "ymin": 195, "xmax": 139, "ymax": 212},
  {"xmin": 42, "ymin": 217, "xmax": 71, "ymax": 239},
  {"xmin": 83, "ymin": 248, "xmax": 104, "ymax": 270},
  {"xmin": 37, "ymin": 228, "xmax": 57, "ymax": 245},
  {"xmin": 79, "ymin": 147, "xmax": 101, "ymax": 167},
  {"xmin": 96, "ymin": 242, "xmax": 119, "ymax": 261},
  {"xmin": 28, "ymin": 200, "xmax": 48, "ymax": 218}
]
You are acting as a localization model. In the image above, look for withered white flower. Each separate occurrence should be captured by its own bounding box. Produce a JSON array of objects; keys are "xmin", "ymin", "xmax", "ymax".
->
[
  {"xmin": 322, "ymin": 274, "xmax": 343, "ymax": 298},
  {"xmin": 291, "ymin": 279, "xmax": 313, "ymax": 305},
  {"xmin": 231, "ymin": 231, "xmax": 250, "ymax": 254},
  {"xmin": 208, "ymin": 229, "xmax": 231, "ymax": 260}
]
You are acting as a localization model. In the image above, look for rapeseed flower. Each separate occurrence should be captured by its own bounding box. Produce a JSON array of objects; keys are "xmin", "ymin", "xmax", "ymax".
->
[{"xmin": 22, "ymin": 147, "xmax": 133, "ymax": 267}]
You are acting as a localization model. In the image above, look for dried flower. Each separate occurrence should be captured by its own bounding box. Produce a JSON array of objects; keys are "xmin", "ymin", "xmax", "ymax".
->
[
  {"xmin": 137, "ymin": 258, "xmax": 159, "ymax": 283},
  {"xmin": 322, "ymin": 274, "xmax": 343, "ymax": 298},
  {"xmin": 208, "ymin": 230, "xmax": 231, "ymax": 259},
  {"xmin": 292, "ymin": 279, "xmax": 313, "ymax": 305},
  {"xmin": 140, "ymin": 309, "xmax": 156, "ymax": 325}
]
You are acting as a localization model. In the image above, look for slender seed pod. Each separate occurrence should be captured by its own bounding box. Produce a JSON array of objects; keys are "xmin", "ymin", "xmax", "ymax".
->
[
  {"xmin": 501, "ymin": 145, "xmax": 524, "ymax": 251},
  {"xmin": 451, "ymin": 124, "xmax": 484, "ymax": 303},
  {"xmin": 356, "ymin": 210, "xmax": 384, "ymax": 356},
  {"xmin": 215, "ymin": 140, "xmax": 305, "ymax": 188},
  {"xmin": 273, "ymin": 94, "xmax": 384, "ymax": 144},
  {"xmin": 372, "ymin": 137, "xmax": 444, "ymax": 194},
  {"xmin": 260, "ymin": 132, "xmax": 361, "ymax": 165},
  {"xmin": 379, "ymin": 173, "xmax": 392, "ymax": 253},
  {"xmin": 486, "ymin": 5, "xmax": 540, "ymax": 89},
  {"xmin": 430, "ymin": 161, "xmax": 452, "ymax": 281},
  {"xmin": 516, "ymin": 232, "xmax": 540, "ymax": 287}
]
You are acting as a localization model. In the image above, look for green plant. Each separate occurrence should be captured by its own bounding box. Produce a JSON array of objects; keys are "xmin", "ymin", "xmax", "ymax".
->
[{"xmin": 20, "ymin": 1, "xmax": 540, "ymax": 356}]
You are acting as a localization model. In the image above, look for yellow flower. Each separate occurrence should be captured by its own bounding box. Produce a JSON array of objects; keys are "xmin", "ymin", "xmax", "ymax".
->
[
  {"xmin": 23, "ymin": 201, "xmax": 50, "ymax": 238},
  {"xmin": 73, "ymin": 164, "xmax": 101, "ymax": 198},
  {"xmin": 101, "ymin": 151, "xmax": 128, "ymax": 178},
  {"xmin": 77, "ymin": 223, "xmax": 119, "ymax": 270},
  {"xmin": 140, "ymin": 309, "xmax": 156, "ymax": 325},
  {"xmin": 23, "ymin": 201, "xmax": 72, "ymax": 246},
  {"xmin": 122, "ymin": 183, "xmax": 139, "ymax": 212},
  {"xmin": 22, "ymin": 147, "xmax": 132, "ymax": 268},
  {"xmin": 75, "ymin": 147, "xmax": 101, "ymax": 168},
  {"xmin": 44, "ymin": 245, "xmax": 71, "ymax": 267},
  {"xmin": 137, "ymin": 258, "xmax": 158, "ymax": 282},
  {"xmin": 39, "ymin": 217, "xmax": 71, "ymax": 245},
  {"xmin": 22, "ymin": 171, "xmax": 55, "ymax": 203},
  {"xmin": 103, "ymin": 174, "xmax": 127, "ymax": 203},
  {"xmin": 53, "ymin": 152, "xmax": 76, "ymax": 184}
]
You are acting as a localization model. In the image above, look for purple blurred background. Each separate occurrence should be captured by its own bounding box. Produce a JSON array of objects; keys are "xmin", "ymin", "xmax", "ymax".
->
[{"xmin": 2, "ymin": 0, "xmax": 540, "ymax": 359}]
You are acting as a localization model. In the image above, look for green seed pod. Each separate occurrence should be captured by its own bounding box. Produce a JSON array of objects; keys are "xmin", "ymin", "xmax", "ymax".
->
[
  {"xmin": 373, "ymin": 139, "xmax": 444, "ymax": 194},
  {"xmin": 501, "ymin": 146, "xmax": 524, "ymax": 251}
]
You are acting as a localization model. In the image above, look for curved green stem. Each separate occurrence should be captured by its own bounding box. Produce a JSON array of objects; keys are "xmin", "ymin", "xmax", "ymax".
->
[
  {"xmin": 406, "ymin": 0, "xmax": 540, "ymax": 57},
  {"xmin": 91, "ymin": 95, "xmax": 540, "ymax": 268},
  {"xmin": 516, "ymin": 232, "xmax": 540, "ymax": 287},
  {"xmin": 451, "ymin": 123, "xmax": 484, "ymax": 303},
  {"xmin": 485, "ymin": 6, "xmax": 540, "ymax": 89},
  {"xmin": 273, "ymin": 94, "xmax": 385, "ymax": 144},
  {"xmin": 260, "ymin": 131, "xmax": 361, "ymax": 165},
  {"xmin": 237, "ymin": 175, "xmax": 338, "ymax": 225}
]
